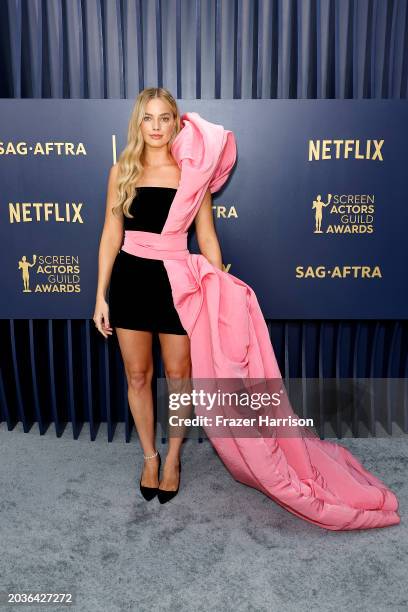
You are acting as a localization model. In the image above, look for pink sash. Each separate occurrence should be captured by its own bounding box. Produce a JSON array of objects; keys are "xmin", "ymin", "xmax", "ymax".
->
[{"xmin": 122, "ymin": 230, "xmax": 189, "ymax": 260}]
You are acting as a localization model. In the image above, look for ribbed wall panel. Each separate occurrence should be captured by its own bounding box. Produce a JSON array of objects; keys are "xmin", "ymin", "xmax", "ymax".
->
[{"xmin": 1, "ymin": 0, "xmax": 407, "ymax": 99}]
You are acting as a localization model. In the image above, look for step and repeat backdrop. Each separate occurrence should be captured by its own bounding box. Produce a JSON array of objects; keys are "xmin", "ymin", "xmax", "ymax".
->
[{"xmin": 0, "ymin": 99, "xmax": 407, "ymax": 319}]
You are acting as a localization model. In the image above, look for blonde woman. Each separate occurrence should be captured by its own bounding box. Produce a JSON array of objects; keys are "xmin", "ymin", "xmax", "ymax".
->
[
  {"xmin": 93, "ymin": 88, "xmax": 220, "ymax": 504},
  {"xmin": 93, "ymin": 87, "xmax": 400, "ymax": 530}
]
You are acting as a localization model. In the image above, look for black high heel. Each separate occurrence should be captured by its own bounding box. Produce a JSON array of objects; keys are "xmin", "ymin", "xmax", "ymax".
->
[
  {"xmin": 157, "ymin": 460, "xmax": 181, "ymax": 504},
  {"xmin": 139, "ymin": 450, "xmax": 161, "ymax": 501}
]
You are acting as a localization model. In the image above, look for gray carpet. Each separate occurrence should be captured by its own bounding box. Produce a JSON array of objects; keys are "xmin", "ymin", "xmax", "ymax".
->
[{"xmin": 0, "ymin": 422, "xmax": 406, "ymax": 612}]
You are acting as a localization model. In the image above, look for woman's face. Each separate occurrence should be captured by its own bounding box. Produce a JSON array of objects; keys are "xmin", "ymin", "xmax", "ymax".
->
[{"xmin": 140, "ymin": 98, "xmax": 176, "ymax": 147}]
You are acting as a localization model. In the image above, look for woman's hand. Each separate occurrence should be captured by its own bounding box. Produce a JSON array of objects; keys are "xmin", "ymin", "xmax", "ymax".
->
[{"xmin": 93, "ymin": 296, "xmax": 113, "ymax": 338}]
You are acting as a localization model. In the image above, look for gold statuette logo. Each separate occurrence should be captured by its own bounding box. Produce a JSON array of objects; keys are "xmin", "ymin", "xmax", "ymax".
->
[{"xmin": 18, "ymin": 255, "xmax": 37, "ymax": 292}]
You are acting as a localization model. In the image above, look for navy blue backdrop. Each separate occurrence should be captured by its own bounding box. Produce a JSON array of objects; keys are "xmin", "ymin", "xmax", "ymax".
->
[
  {"xmin": 0, "ymin": 0, "xmax": 407, "ymax": 440},
  {"xmin": 1, "ymin": 98, "xmax": 407, "ymax": 319}
]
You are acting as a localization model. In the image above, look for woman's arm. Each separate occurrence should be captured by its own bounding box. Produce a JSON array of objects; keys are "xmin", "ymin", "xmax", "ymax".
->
[
  {"xmin": 93, "ymin": 164, "xmax": 124, "ymax": 337},
  {"xmin": 194, "ymin": 188, "xmax": 223, "ymax": 271}
]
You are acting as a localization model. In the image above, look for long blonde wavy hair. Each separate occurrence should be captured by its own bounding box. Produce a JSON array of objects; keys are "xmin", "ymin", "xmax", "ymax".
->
[{"xmin": 112, "ymin": 87, "xmax": 181, "ymax": 218}]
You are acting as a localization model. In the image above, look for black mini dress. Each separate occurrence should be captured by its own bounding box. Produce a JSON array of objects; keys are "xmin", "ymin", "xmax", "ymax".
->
[{"xmin": 108, "ymin": 187, "xmax": 188, "ymax": 335}]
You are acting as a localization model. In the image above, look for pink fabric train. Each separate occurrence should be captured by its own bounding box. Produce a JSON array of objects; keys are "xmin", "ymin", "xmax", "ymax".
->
[{"xmin": 121, "ymin": 111, "xmax": 400, "ymax": 531}]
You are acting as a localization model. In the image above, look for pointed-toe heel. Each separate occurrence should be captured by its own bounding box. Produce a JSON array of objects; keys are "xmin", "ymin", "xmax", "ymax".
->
[
  {"xmin": 157, "ymin": 461, "xmax": 181, "ymax": 504},
  {"xmin": 139, "ymin": 450, "xmax": 161, "ymax": 501}
]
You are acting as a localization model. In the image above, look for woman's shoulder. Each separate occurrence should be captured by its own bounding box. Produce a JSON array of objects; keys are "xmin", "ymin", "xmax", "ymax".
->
[
  {"xmin": 108, "ymin": 162, "xmax": 120, "ymax": 183},
  {"xmin": 105, "ymin": 163, "xmax": 120, "ymax": 195},
  {"xmin": 110, "ymin": 162, "xmax": 119, "ymax": 175}
]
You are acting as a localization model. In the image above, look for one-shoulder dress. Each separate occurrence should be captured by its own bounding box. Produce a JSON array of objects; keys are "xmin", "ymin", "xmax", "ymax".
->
[{"xmin": 108, "ymin": 186, "xmax": 188, "ymax": 335}]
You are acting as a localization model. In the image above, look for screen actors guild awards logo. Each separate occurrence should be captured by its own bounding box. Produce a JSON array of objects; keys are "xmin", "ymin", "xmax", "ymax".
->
[
  {"xmin": 17, "ymin": 254, "xmax": 81, "ymax": 293},
  {"xmin": 18, "ymin": 254, "xmax": 37, "ymax": 292},
  {"xmin": 311, "ymin": 193, "xmax": 375, "ymax": 234}
]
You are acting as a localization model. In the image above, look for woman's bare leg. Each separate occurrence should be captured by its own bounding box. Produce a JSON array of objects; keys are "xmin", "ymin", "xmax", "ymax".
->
[
  {"xmin": 158, "ymin": 332, "xmax": 192, "ymax": 491},
  {"xmin": 115, "ymin": 328, "xmax": 159, "ymax": 487}
]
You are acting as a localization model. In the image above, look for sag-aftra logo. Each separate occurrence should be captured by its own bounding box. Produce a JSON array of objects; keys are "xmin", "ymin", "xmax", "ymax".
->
[{"xmin": 0, "ymin": 141, "xmax": 86, "ymax": 155}]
